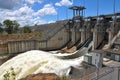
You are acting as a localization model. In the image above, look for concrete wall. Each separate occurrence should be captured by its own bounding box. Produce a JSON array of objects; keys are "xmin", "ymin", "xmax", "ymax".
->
[
  {"xmin": 91, "ymin": 52, "xmax": 103, "ymax": 68},
  {"xmin": 67, "ymin": 29, "xmax": 81, "ymax": 48},
  {"xmin": 6, "ymin": 27, "xmax": 70, "ymax": 54},
  {"xmin": 8, "ymin": 40, "xmax": 36, "ymax": 54},
  {"xmin": 45, "ymin": 28, "xmax": 69, "ymax": 50},
  {"xmin": 80, "ymin": 29, "xmax": 92, "ymax": 43},
  {"xmin": 0, "ymin": 42, "xmax": 8, "ymax": 54},
  {"xmin": 93, "ymin": 31, "xmax": 105, "ymax": 49}
]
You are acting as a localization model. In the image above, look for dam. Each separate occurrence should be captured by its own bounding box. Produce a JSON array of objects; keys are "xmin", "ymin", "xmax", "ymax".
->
[
  {"xmin": 0, "ymin": 3, "xmax": 120, "ymax": 80},
  {"xmin": 0, "ymin": 6, "xmax": 120, "ymax": 55}
]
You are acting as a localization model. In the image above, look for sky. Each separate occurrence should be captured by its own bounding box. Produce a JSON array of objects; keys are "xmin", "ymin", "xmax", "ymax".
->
[{"xmin": 0, "ymin": 0, "xmax": 120, "ymax": 27}]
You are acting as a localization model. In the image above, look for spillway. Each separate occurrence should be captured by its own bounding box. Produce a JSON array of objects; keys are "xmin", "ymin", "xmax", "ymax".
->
[{"xmin": 0, "ymin": 50, "xmax": 84, "ymax": 80}]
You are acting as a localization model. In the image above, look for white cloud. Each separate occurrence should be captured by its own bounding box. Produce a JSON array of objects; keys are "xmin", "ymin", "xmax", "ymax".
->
[
  {"xmin": 55, "ymin": 0, "xmax": 72, "ymax": 7},
  {"xmin": 0, "ymin": 5, "xmax": 46, "ymax": 27},
  {"xmin": 0, "ymin": 0, "xmax": 22, "ymax": 9},
  {"xmin": 0, "ymin": 1, "xmax": 57, "ymax": 27},
  {"xmin": 48, "ymin": 20, "xmax": 55, "ymax": 24},
  {"xmin": 5, "ymin": 6, "xmax": 34, "ymax": 17},
  {"xmin": 36, "ymin": 4, "xmax": 57, "ymax": 16},
  {"xmin": 0, "ymin": 0, "xmax": 44, "ymax": 9},
  {"xmin": 25, "ymin": 0, "xmax": 44, "ymax": 5}
]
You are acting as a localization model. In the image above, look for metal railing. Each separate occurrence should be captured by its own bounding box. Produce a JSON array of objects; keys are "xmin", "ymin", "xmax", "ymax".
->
[
  {"xmin": 79, "ymin": 67, "xmax": 115, "ymax": 80},
  {"xmin": 91, "ymin": 67, "xmax": 114, "ymax": 80}
]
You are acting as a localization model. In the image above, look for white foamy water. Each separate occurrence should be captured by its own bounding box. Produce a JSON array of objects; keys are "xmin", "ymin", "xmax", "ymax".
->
[{"xmin": 0, "ymin": 50, "xmax": 83, "ymax": 80}]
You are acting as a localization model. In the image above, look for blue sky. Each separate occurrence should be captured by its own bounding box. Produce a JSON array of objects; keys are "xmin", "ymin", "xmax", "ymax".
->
[{"xmin": 0, "ymin": 0, "xmax": 120, "ymax": 27}]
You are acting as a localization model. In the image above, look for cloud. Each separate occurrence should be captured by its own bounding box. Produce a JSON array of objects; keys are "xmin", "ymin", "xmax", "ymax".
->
[
  {"xmin": 55, "ymin": 0, "xmax": 72, "ymax": 7},
  {"xmin": 36, "ymin": 4, "xmax": 57, "ymax": 16},
  {"xmin": 0, "ymin": 5, "xmax": 46, "ymax": 27},
  {"xmin": 0, "ymin": 1, "xmax": 57, "ymax": 27},
  {"xmin": 48, "ymin": 20, "xmax": 55, "ymax": 24},
  {"xmin": 25, "ymin": 0, "xmax": 44, "ymax": 5},
  {"xmin": 0, "ymin": 0, "xmax": 44, "ymax": 9},
  {"xmin": 0, "ymin": 0, "xmax": 22, "ymax": 9}
]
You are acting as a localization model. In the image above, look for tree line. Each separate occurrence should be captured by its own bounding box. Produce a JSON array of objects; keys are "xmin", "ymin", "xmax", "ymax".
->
[{"xmin": 0, "ymin": 19, "xmax": 32, "ymax": 34}]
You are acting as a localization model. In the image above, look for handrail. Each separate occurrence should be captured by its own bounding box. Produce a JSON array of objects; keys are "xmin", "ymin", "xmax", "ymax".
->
[
  {"xmin": 80, "ymin": 67, "xmax": 114, "ymax": 80},
  {"xmin": 91, "ymin": 68, "xmax": 114, "ymax": 80}
]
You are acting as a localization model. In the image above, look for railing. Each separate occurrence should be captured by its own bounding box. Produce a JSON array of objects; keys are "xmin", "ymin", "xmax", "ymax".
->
[
  {"xmin": 91, "ymin": 67, "xmax": 114, "ymax": 80},
  {"xmin": 79, "ymin": 67, "xmax": 114, "ymax": 80}
]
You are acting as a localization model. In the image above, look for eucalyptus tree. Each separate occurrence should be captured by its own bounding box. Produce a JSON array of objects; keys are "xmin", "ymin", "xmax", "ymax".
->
[{"xmin": 3, "ymin": 20, "xmax": 20, "ymax": 34}]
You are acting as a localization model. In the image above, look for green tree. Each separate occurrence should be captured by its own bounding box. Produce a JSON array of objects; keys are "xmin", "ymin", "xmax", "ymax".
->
[
  {"xmin": 3, "ymin": 20, "xmax": 20, "ymax": 34},
  {"xmin": 0, "ymin": 23, "xmax": 3, "ymax": 33},
  {"xmin": 3, "ymin": 20, "xmax": 13, "ymax": 34},
  {"xmin": 13, "ymin": 21, "xmax": 20, "ymax": 33},
  {"xmin": 23, "ymin": 26, "xmax": 31, "ymax": 33}
]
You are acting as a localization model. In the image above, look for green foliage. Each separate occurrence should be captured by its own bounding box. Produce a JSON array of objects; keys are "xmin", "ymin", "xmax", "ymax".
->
[
  {"xmin": 3, "ymin": 67, "xmax": 16, "ymax": 80},
  {"xmin": 3, "ymin": 20, "xmax": 20, "ymax": 34},
  {"xmin": 0, "ymin": 23, "xmax": 3, "ymax": 33},
  {"xmin": 0, "ymin": 27, "xmax": 3, "ymax": 33},
  {"xmin": 12, "ymin": 21, "xmax": 20, "ymax": 33},
  {"xmin": 3, "ymin": 71, "xmax": 10, "ymax": 80},
  {"xmin": 3, "ymin": 20, "xmax": 13, "ymax": 34},
  {"xmin": 23, "ymin": 26, "xmax": 32, "ymax": 33}
]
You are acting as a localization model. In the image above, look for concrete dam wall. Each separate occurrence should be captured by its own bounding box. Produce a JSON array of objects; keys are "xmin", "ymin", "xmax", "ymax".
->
[{"xmin": 0, "ymin": 13, "xmax": 120, "ymax": 54}]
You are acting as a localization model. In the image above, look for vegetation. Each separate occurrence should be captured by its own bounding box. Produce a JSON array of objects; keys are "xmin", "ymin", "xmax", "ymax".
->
[
  {"xmin": 3, "ymin": 20, "xmax": 20, "ymax": 34},
  {"xmin": 22, "ymin": 26, "xmax": 32, "ymax": 33},
  {"xmin": 0, "ymin": 23, "xmax": 4, "ymax": 33},
  {"xmin": 0, "ymin": 19, "xmax": 32, "ymax": 34},
  {"xmin": 3, "ymin": 67, "xmax": 16, "ymax": 80}
]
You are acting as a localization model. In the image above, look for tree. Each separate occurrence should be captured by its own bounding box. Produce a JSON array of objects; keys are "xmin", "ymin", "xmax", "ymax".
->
[
  {"xmin": 23, "ymin": 26, "xmax": 31, "ymax": 33},
  {"xmin": 3, "ymin": 20, "xmax": 13, "ymax": 34},
  {"xmin": 3, "ymin": 20, "xmax": 20, "ymax": 34},
  {"xmin": 0, "ymin": 23, "xmax": 3, "ymax": 33},
  {"xmin": 13, "ymin": 21, "xmax": 20, "ymax": 33}
]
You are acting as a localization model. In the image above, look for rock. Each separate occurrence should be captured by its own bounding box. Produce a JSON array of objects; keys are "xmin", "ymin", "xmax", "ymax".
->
[
  {"xmin": 58, "ymin": 46, "xmax": 77, "ymax": 53},
  {"xmin": 20, "ymin": 73, "xmax": 60, "ymax": 80}
]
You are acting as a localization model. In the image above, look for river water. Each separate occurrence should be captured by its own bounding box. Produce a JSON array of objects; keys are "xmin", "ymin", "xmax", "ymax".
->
[{"xmin": 0, "ymin": 50, "xmax": 84, "ymax": 80}]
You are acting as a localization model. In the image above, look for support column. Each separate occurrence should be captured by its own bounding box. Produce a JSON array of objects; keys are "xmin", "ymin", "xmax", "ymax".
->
[
  {"xmin": 109, "ymin": 31, "xmax": 114, "ymax": 43},
  {"xmin": 93, "ymin": 30, "xmax": 98, "ymax": 50},
  {"xmin": 71, "ymin": 30, "xmax": 76, "ymax": 44},
  {"xmin": 80, "ymin": 29, "xmax": 86, "ymax": 43}
]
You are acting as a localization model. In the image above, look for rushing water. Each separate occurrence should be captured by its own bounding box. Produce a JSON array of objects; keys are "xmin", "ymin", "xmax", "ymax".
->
[{"xmin": 0, "ymin": 50, "xmax": 84, "ymax": 80}]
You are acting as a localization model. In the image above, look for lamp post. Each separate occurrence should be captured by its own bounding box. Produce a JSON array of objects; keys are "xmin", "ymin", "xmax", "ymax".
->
[
  {"xmin": 97, "ymin": 0, "xmax": 99, "ymax": 17},
  {"xmin": 56, "ymin": 8, "xmax": 59, "ymax": 21},
  {"xmin": 83, "ymin": 0, "xmax": 85, "ymax": 17},
  {"xmin": 113, "ymin": 0, "xmax": 116, "ymax": 30},
  {"xmin": 66, "ymin": 8, "xmax": 68, "ymax": 19},
  {"xmin": 113, "ymin": 0, "xmax": 116, "ymax": 16}
]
